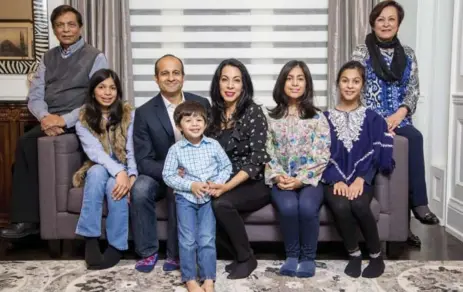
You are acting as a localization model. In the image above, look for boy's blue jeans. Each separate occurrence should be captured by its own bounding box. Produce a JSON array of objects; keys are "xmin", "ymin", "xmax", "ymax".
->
[
  {"xmin": 75, "ymin": 164, "xmax": 129, "ymax": 251},
  {"xmin": 176, "ymin": 195, "xmax": 216, "ymax": 282}
]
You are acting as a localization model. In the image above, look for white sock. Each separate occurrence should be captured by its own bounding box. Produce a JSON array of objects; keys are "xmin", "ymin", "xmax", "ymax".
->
[
  {"xmin": 349, "ymin": 250, "xmax": 361, "ymax": 257},
  {"xmin": 370, "ymin": 252, "xmax": 381, "ymax": 258}
]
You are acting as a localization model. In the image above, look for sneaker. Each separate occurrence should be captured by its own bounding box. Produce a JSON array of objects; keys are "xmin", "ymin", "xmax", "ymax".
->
[
  {"xmin": 135, "ymin": 253, "xmax": 158, "ymax": 273},
  {"xmin": 163, "ymin": 258, "xmax": 180, "ymax": 271}
]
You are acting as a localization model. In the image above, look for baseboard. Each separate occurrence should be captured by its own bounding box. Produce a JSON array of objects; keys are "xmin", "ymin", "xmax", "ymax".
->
[
  {"xmin": 446, "ymin": 198, "xmax": 463, "ymax": 242},
  {"xmin": 446, "ymin": 224, "xmax": 463, "ymax": 242}
]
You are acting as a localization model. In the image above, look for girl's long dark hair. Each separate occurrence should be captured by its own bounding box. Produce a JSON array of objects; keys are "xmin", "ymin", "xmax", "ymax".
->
[
  {"xmin": 83, "ymin": 69, "xmax": 124, "ymax": 134},
  {"xmin": 268, "ymin": 60, "xmax": 318, "ymax": 119},
  {"xmin": 208, "ymin": 58, "xmax": 254, "ymax": 135}
]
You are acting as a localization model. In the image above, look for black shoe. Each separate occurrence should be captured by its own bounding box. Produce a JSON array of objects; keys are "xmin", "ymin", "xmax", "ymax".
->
[
  {"xmin": 225, "ymin": 261, "xmax": 237, "ymax": 273},
  {"xmin": 0, "ymin": 223, "xmax": 39, "ymax": 239},
  {"xmin": 227, "ymin": 255, "xmax": 257, "ymax": 279},
  {"xmin": 407, "ymin": 230, "xmax": 421, "ymax": 248},
  {"xmin": 414, "ymin": 212, "xmax": 440, "ymax": 225}
]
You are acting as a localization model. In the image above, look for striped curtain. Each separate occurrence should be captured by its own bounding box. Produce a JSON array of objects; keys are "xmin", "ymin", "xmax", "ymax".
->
[
  {"xmin": 129, "ymin": 0, "xmax": 328, "ymax": 109},
  {"xmin": 326, "ymin": 0, "xmax": 381, "ymax": 108},
  {"xmin": 66, "ymin": 0, "xmax": 134, "ymax": 104}
]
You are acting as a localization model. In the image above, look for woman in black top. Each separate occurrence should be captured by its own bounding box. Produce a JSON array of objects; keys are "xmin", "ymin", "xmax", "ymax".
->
[{"xmin": 207, "ymin": 58, "xmax": 270, "ymax": 279}]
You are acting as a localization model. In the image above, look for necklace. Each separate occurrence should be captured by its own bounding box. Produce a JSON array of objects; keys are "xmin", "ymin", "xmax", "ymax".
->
[{"xmin": 224, "ymin": 109, "xmax": 235, "ymax": 122}]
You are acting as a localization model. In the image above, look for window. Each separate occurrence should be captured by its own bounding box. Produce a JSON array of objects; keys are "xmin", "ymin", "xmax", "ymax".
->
[{"xmin": 130, "ymin": 0, "xmax": 328, "ymax": 108}]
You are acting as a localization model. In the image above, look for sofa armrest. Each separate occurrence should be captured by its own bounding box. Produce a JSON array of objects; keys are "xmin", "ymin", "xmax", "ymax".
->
[
  {"xmin": 375, "ymin": 135, "xmax": 409, "ymax": 242},
  {"xmin": 38, "ymin": 134, "xmax": 83, "ymax": 239}
]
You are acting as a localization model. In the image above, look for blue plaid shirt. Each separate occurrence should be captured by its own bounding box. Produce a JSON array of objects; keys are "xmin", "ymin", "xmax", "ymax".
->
[{"xmin": 162, "ymin": 136, "xmax": 232, "ymax": 204}]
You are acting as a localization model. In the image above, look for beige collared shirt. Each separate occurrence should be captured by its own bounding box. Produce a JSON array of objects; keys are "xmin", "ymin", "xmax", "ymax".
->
[{"xmin": 161, "ymin": 92, "xmax": 185, "ymax": 142}]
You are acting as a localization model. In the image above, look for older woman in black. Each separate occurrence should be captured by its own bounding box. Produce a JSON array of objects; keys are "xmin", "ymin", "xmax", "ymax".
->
[{"xmin": 206, "ymin": 58, "xmax": 270, "ymax": 279}]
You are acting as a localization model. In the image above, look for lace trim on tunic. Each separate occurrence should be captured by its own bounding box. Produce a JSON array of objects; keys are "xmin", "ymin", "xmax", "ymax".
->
[{"xmin": 328, "ymin": 106, "xmax": 367, "ymax": 152}]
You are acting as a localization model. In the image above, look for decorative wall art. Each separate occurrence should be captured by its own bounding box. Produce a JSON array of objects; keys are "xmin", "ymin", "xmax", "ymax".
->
[{"xmin": 0, "ymin": 0, "xmax": 48, "ymax": 74}]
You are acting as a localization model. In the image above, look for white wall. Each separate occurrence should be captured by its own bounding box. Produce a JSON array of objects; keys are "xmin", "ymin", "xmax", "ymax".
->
[
  {"xmin": 457, "ymin": 1, "xmax": 463, "ymax": 92},
  {"xmin": 394, "ymin": 0, "xmax": 454, "ymax": 222},
  {"xmin": 415, "ymin": 0, "xmax": 453, "ymax": 221},
  {"xmin": 431, "ymin": 0, "xmax": 453, "ymax": 222},
  {"xmin": 395, "ymin": 0, "xmax": 463, "ymax": 242},
  {"xmin": 396, "ymin": 0, "xmax": 417, "ymax": 50},
  {"xmin": 446, "ymin": 0, "xmax": 463, "ymax": 242},
  {"xmin": 402, "ymin": 0, "xmax": 463, "ymax": 242},
  {"xmin": 0, "ymin": 0, "xmax": 63, "ymax": 101}
]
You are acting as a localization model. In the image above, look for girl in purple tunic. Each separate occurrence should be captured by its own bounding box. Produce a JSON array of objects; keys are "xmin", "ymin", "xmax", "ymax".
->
[{"xmin": 322, "ymin": 61, "xmax": 395, "ymax": 278}]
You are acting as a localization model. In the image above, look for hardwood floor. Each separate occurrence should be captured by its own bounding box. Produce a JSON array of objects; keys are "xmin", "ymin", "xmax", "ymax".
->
[
  {"xmin": 397, "ymin": 219, "xmax": 463, "ymax": 261},
  {"xmin": 1, "ymin": 219, "xmax": 462, "ymax": 261}
]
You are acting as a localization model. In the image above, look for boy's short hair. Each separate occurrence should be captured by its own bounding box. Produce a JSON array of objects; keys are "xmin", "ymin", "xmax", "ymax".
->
[{"xmin": 174, "ymin": 101, "xmax": 208, "ymax": 126}]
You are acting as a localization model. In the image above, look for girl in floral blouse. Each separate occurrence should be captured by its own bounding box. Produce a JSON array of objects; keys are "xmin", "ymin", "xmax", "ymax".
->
[{"xmin": 265, "ymin": 60, "xmax": 331, "ymax": 278}]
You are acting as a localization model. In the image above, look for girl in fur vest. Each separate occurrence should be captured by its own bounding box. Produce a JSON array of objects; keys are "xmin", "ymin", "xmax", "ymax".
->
[{"xmin": 73, "ymin": 68, "xmax": 137, "ymax": 269}]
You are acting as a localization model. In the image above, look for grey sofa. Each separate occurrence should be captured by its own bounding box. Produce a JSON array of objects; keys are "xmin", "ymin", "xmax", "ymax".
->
[{"xmin": 38, "ymin": 134, "xmax": 409, "ymax": 257}]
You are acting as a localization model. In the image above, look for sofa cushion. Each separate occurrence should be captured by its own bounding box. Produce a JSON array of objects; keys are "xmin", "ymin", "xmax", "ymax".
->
[
  {"xmin": 67, "ymin": 188, "xmax": 169, "ymax": 220},
  {"xmin": 155, "ymin": 199, "xmax": 168, "ymax": 220},
  {"xmin": 241, "ymin": 198, "xmax": 381, "ymax": 224},
  {"xmin": 67, "ymin": 187, "xmax": 380, "ymax": 225},
  {"xmin": 68, "ymin": 188, "xmax": 109, "ymax": 216}
]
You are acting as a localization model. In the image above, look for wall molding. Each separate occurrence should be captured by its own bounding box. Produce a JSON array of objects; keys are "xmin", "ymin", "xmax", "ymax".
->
[
  {"xmin": 446, "ymin": 197, "xmax": 463, "ymax": 242},
  {"xmin": 452, "ymin": 93, "xmax": 463, "ymax": 105},
  {"xmin": 449, "ymin": 197, "xmax": 463, "ymax": 214},
  {"xmin": 444, "ymin": 0, "xmax": 462, "ymax": 233},
  {"xmin": 446, "ymin": 224, "xmax": 463, "ymax": 243},
  {"xmin": 430, "ymin": 165, "xmax": 446, "ymax": 212},
  {"xmin": 430, "ymin": 164, "xmax": 446, "ymax": 225}
]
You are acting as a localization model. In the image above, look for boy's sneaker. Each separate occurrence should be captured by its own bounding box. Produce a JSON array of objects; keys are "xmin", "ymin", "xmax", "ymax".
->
[
  {"xmin": 163, "ymin": 258, "xmax": 180, "ymax": 271},
  {"xmin": 135, "ymin": 253, "xmax": 158, "ymax": 273}
]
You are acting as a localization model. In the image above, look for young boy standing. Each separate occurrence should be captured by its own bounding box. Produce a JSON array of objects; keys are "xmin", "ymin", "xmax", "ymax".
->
[{"xmin": 162, "ymin": 101, "xmax": 232, "ymax": 292}]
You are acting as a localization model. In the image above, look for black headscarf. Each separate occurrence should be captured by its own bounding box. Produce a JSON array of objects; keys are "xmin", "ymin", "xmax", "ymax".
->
[{"xmin": 365, "ymin": 32, "xmax": 407, "ymax": 82}]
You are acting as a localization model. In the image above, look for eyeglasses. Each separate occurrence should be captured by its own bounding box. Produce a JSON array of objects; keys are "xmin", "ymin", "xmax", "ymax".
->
[{"xmin": 54, "ymin": 22, "xmax": 78, "ymax": 29}]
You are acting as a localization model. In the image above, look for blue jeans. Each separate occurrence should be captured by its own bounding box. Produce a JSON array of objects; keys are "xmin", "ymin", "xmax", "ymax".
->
[
  {"xmin": 75, "ymin": 164, "xmax": 129, "ymax": 250},
  {"xmin": 130, "ymin": 175, "xmax": 178, "ymax": 259},
  {"xmin": 271, "ymin": 184, "xmax": 323, "ymax": 261},
  {"xmin": 176, "ymin": 195, "xmax": 216, "ymax": 282}
]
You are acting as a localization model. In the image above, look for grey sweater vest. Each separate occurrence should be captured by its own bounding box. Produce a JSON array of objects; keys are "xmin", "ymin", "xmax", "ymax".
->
[{"xmin": 44, "ymin": 43, "xmax": 100, "ymax": 115}]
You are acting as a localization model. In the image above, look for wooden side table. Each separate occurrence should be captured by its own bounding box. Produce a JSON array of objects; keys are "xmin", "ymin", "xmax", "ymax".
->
[{"xmin": 0, "ymin": 101, "xmax": 38, "ymax": 227}]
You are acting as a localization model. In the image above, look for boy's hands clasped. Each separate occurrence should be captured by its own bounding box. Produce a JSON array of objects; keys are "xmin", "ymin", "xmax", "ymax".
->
[
  {"xmin": 181, "ymin": 168, "xmax": 229, "ymax": 198},
  {"xmin": 190, "ymin": 181, "xmax": 229, "ymax": 198},
  {"xmin": 191, "ymin": 182, "xmax": 210, "ymax": 198}
]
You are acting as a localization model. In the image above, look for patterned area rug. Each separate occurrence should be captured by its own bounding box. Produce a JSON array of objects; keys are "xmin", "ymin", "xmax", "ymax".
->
[{"xmin": 1, "ymin": 260, "xmax": 463, "ymax": 291}]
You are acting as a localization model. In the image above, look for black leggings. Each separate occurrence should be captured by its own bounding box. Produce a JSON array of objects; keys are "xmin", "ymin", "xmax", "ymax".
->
[
  {"xmin": 323, "ymin": 184, "xmax": 381, "ymax": 254},
  {"xmin": 212, "ymin": 179, "xmax": 270, "ymax": 262}
]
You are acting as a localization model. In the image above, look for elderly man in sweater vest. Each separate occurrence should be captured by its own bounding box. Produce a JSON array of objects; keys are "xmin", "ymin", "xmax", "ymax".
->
[{"xmin": 0, "ymin": 5, "xmax": 108, "ymax": 239}]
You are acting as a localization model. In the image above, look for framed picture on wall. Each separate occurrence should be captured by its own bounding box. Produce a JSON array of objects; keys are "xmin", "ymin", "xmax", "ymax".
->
[
  {"xmin": 0, "ymin": 22, "xmax": 34, "ymax": 60},
  {"xmin": 0, "ymin": 0, "xmax": 48, "ymax": 74}
]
